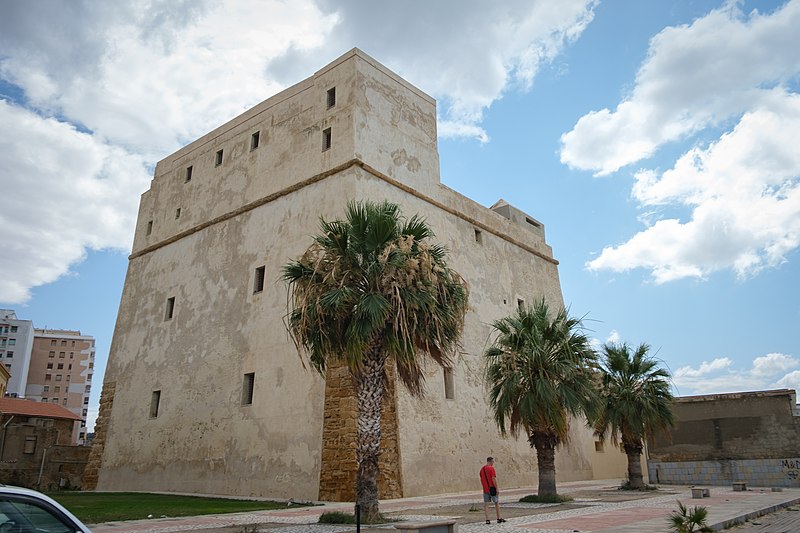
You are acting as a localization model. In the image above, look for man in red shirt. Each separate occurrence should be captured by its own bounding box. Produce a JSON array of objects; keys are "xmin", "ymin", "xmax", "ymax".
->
[{"xmin": 479, "ymin": 456, "xmax": 506, "ymax": 524}]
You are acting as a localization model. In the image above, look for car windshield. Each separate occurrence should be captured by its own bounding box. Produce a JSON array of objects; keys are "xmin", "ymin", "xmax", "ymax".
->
[{"xmin": 0, "ymin": 500, "xmax": 77, "ymax": 533}]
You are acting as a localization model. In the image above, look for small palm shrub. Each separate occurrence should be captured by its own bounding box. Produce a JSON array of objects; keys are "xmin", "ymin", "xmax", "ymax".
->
[{"xmin": 668, "ymin": 501, "xmax": 712, "ymax": 533}]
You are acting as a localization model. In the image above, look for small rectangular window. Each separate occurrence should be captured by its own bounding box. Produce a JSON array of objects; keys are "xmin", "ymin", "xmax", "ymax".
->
[
  {"xmin": 242, "ymin": 372, "xmax": 255, "ymax": 405},
  {"xmin": 43, "ymin": 386, "xmax": 49, "ymax": 393},
  {"xmin": 444, "ymin": 368, "xmax": 455, "ymax": 400},
  {"xmin": 215, "ymin": 149, "xmax": 223, "ymax": 167},
  {"xmin": 146, "ymin": 220, "xmax": 153, "ymax": 235},
  {"xmin": 9, "ymin": 326, "xmax": 16, "ymax": 333},
  {"xmin": 62, "ymin": 398, "xmax": 67, "ymax": 406},
  {"xmin": 50, "ymin": 340, "xmax": 56, "ymax": 346},
  {"xmin": 250, "ymin": 131, "xmax": 260, "ymax": 150},
  {"xmin": 23, "ymin": 436, "xmax": 37, "ymax": 454},
  {"xmin": 57, "ymin": 363, "xmax": 63, "ymax": 369},
  {"xmin": 7, "ymin": 339, "xmax": 14, "ymax": 346},
  {"xmin": 47, "ymin": 363, "xmax": 53, "ymax": 369},
  {"xmin": 185, "ymin": 165, "xmax": 193, "ymax": 182},
  {"xmin": 327, "ymin": 87, "xmax": 336, "ymax": 108},
  {"xmin": 61, "ymin": 340, "xmax": 66, "ymax": 346},
  {"xmin": 525, "ymin": 217, "xmax": 541, "ymax": 228},
  {"xmin": 54, "ymin": 386, "xmax": 60, "ymax": 393},
  {"xmin": 150, "ymin": 390, "xmax": 161, "ymax": 418},
  {"xmin": 55, "ymin": 374, "xmax": 62, "ymax": 381},
  {"xmin": 474, "ymin": 229, "xmax": 483, "ymax": 244},
  {"xmin": 59, "ymin": 352, "xmax": 65, "ymax": 358},
  {"xmin": 322, "ymin": 128, "xmax": 332, "ymax": 151},
  {"xmin": 45, "ymin": 374, "xmax": 51, "ymax": 382},
  {"xmin": 175, "ymin": 208, "xmax": 181, "ymax": 219},
  {"xmin": 5, "ymin": 351, "xmax": 12, "ymax": 358},
  {"xmin": 165, "ymin": 297, "xmax": 175, "ymax": 320},
  {"xmin": 517, "ymin": 298, "xmax": 525, "ymax": 311},
  {"xmin": 253, "ymin": 266, "xmax": 265, "ymax": 294}
]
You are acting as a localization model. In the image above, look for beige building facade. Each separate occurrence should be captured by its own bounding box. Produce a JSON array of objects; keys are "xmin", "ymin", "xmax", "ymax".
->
[
  {"xmin": 24, "ymin": 330, "xmax": 95, "ymax": 444},
  {"xmin": 90, "ymin": 49, "xmax": 626, "ymax": 499}
]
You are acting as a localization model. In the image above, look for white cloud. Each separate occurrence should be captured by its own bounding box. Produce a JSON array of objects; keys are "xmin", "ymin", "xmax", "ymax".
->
[
  {"xmin": 0, "ymin": 101, "xmax": 151, "ymax": 303},
  {"xmin": 0, "ymin": 0, "xmax": 597, "ymax": 302},
  {"xmin": 673, "ymin": 352, "xmax": 799, "ymax": 396},
  {"xmin": 561, "ymin": 0, "xmax": 800, "ymax": 176},
  {"xmin": 606, "ymin": 330, "xmax": 621, "ymax": 344},
  {"xmin": 587, "ymin": 91, "xmax": 800, "ymax": 283}
]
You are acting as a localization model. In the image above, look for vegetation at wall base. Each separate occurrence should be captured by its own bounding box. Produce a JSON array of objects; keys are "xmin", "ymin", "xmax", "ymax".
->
[
  {"xmin": 619, "ymin": 480, "xmax": 658, "ymax": 491},
  {"xmin": 318, "ymin": 511, "xmax": 390, "ymax": 524},
  {"xmin": 668, "ymin": 501, "xmax": 712, "ymax": 533},
  {"xmin": 45, "ymin": 492, "xmax": 300, "ymax": 524},
  {"xmin": 519, "ymin": 494, "xmax": 573, "ymax": 504}
]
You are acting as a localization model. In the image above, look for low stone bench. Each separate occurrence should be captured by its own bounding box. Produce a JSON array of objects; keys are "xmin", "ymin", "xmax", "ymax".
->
[
  {"xmin": 732, "ymin": 482, "xmax": 747, "ymax": 491},
  {"xmin": 395, "ymin": 519, "xmax": 458, "ymax": 533},
  {"xmin": 691, "ymin": 487, "xmax": 711, "ymax": 498}
]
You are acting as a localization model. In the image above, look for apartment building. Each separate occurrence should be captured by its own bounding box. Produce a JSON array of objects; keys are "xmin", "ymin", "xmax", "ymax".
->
[
  {"xmin": 24, "ymin": 330, "xmax": 95, "ymax": 444},
  {"xmin": 0, "ymin": 310, "xmax": 34, "ymax": 397}
]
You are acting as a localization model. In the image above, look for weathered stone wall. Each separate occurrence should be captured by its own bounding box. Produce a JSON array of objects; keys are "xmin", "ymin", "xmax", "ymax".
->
[
  {"xmin": 648, "ymin": 389, "xmax": 800, "ymax": 487},
  {"xmin": 0, "ymin": 421, "xmax": 90, "ymax": 490},
  {"xmin": 318, "ymin": 360, "xmax": 402, "ymax": 501},
  {"xmin": 83, "ymin": 379, "xmax": 115, "ymax": 489}
]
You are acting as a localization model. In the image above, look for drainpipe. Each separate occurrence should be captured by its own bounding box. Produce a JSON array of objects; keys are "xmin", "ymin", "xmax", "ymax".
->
[
  {"xmin": 0, "ymin": 415, "xmax": 14, "ymax": 460},
  {"xmin": 37, "ymin": 446, "xmax": 48, "ymax": 489}
]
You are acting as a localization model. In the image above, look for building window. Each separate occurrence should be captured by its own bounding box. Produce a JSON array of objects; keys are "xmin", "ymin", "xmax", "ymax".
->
[
  {"xmin": 62, "ymin": 398, "xmax": 67, "ymax": 406},
  {"xmin": 165, "ymin": 297, "xmax": 175, "ymax": 320},
  {"xmin": 9, "ymin": 326, "xmax": 16, "ymax": 333},
  {"xmin": 185, "ymin": 165, "xmax": 193, "ymax": 182},
  {"xmin": 69, "ymin": 352, "xmax": 73, "ymax": 359},
  {"xmin": 250, "ymin": 131, "xmax": 260, "ymax": 150},
  {"xmin": 23, "ymin": 436, "xmax": 37, "ymax": 454},
  {"xmin": 43, "ymin": 386, "xmax": 49, "ymax": 393},
  {"xmin": 54, "ymin": 386, "xmax": 60, "ymax": 393},
  {"xmin": 71, "ymin": 340, "xmax": 75, "ymax": 347},
  {"xmin": 4, "ymin": 364, "xmax": 10, "ymax": 370},
  {"xmin": 50, "ymin": 340, "xmax": 56, "ymax": 346},
  {"xmin": 57, "ymin": 363, "xmax": 63, "ymax": 370},
  {"xmin": 41, "ymin": 398, "xmax": 48, "ymax": 403},
  {"xmin": 7, "ymin": 339, "xmax": 14, "ymax": 346},
  {"xmin": 474, "ymin": 229, "xmax": 483, "ymax": 244},
  {"xmin": 59, "ymin": 352, "xmax": 65, "ymax": 358},
  {"xmin": 175, "ymin": 208, "xmax": 181, "ymax": 219},
  {"xmin": 55, "ymin": 375, "xmax": 62, "ymax": 381},
  {"xmin": 253, "ymin": 266, "xmax": 265, "ymax": 294},
  {"xmin": 68, "ymin": 364, "xmax": 72, "ymax": 370},
  {"xmin": 322, "ymin": 128, "xmax": 332, "ymax": 151},
  {"xmin": 215, "ymin": 149, "xmax": 223, "ymax": 167},
  {"xmin": 45, "ymin": 374, "xmax": 51, "ymax": 382},
  {"xmin": 595, "ymin": 441, "xmax": 605, "ymax": 452},
  {"xmin": 150, "ymin": 390, "xmax": 161, "ymax": 418},
  {"xmin": 5, "ymin": 351, "xmax": 12, "ymax": 358},
  {"xmin": 61, "ymin": 340, "xmax": 66, "ymax": 346},
  {"xmin": 47, "ymin": 363, "xmax": 53, "ymax": 369},
  {"xmin": 48, "ymin": 351, "xmax": 55, "ymax": 358},
  {"xmin": 242, "ymin": 372, "xmax": 255, "ymax": 406},
  {"xmin": 327, "ymin": 87, "xmax": 336, "ymax": 108},
  {"xmin": 517, "ymin": 298, "xmax": 525, "ymax": 311},
  {"xmin": 443, "ymin": 368, "xmax": 455, "ymax": 400},
  {"xmin": 66, "ymin": 375, "xmax": 71, "ymax": 382},
  {"xmin": 146, "ymin": 220, "xmax": 153, "ymax": 236},
  {"xmin": 85, "ymin": 385, "xmax": 91, "ymax": 393},
  {"xmin": 87, "ymin": 374, "xmax": 92, "ymax": 381}
]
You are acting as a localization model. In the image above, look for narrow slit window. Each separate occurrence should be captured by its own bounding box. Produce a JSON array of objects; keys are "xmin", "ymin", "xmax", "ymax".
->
[
  {"xmin": 165, "ymin": 297, "xmax": 175, "ymax": 320},
  {"xmin": 215, "ymin": 149, "xmax": 224, "ymax": 167},
  {"xmin": 444, "ymin": 368, "xmax": 455, "ymax": 400},
  {"xmin": 322, "ymin": 128, "xmax": 332, "ymax": 151},
  {"xmin": 146, "ymin": 220, "xmax": 153, "ymax": 236},
  {"xmin": 175, "ymin": 208, "xmax": 181, "ymax": 219},
  {"xmin": 517, "ymin": 298, "xmax": 525, "ymax": 311},
  {"xmin": 525, "ymin": 217, "xmax": 541, "ymax": 228},
  {"xmin": 242, "ymin": 372, "xmax": 255, "ymax": 405},
  {"xmin": 250, "ymin": 131, "xmax": 260, "ymax": 150},
  {"xmin": 253, "ymin": 265, "xmax": 265, "ymax": 294},
  {"xmin": 150, "ymin": 390, "xmax": 161, "ymax": 418},
  {"xmin": 185, "ymin": 165, "xmax": 193, "ymax": 182},
  {"xmin": 327, "ymin": 87, "xmax": 336, "ymax": 108},
  {"xmin": 474, "ymin": 229, "xmax": 483, "ymax": 244}
]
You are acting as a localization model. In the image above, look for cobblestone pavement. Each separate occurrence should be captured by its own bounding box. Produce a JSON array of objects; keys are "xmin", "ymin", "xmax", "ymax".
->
[{"xmin": 90, "ymin": 481, "xmax": 800, "ymax": 533}]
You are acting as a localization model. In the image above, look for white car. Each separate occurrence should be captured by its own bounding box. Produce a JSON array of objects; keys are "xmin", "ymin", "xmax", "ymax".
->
[{"xmin": 0, "ymin": 485, "xmax": 91, "ymax": 533}]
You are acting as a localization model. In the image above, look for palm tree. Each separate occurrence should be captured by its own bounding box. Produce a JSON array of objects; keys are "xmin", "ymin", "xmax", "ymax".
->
[
  {"xmin": 484, "ymin": 299, "xmax": 599, "ymax": 497},
  {"xmin": 282, "ymin": 200, "xmax": 468, "ymax": 522},
  {"xmin": 595, "ymin": 342, "xmax": 674, "ymax": 489}
]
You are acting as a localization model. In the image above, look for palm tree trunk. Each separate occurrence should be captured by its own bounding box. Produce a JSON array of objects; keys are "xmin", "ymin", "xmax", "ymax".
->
[
  {"xmin": 354, "ymin": 346, "xmax": 385, "ymax": 523},
  {"xmin": 623, "ymin": 440, "xmax": 644, "ymax": 489},
  {"xmin": 531, "ymin": 432, "xmax": 558, "ymax": 496}
]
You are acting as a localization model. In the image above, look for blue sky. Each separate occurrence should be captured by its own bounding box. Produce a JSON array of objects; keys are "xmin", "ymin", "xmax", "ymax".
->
[{"xmin": 2, "ymin": 0, "xmax": 799, "ymax": 430}]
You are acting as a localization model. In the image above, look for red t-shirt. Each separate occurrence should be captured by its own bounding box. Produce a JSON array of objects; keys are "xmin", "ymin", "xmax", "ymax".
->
[{"xmin": 480, "ymin": 465, "xmax": 496, "ymax": 493}]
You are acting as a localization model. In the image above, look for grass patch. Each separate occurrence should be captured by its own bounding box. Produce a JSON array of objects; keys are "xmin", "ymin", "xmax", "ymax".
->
[
  {"xmin": 519, "ymin": 494, "xmax": 573, "ymax": 504},
  {"xmin": 45, "ymin": 492, "xmax": 297, "ymax": 524}
]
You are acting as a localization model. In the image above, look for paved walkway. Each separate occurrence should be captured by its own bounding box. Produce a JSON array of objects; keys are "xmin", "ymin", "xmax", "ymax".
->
[{"xmin": 91, "ymin": 480, "xmax": 800, "ymax": 533}]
